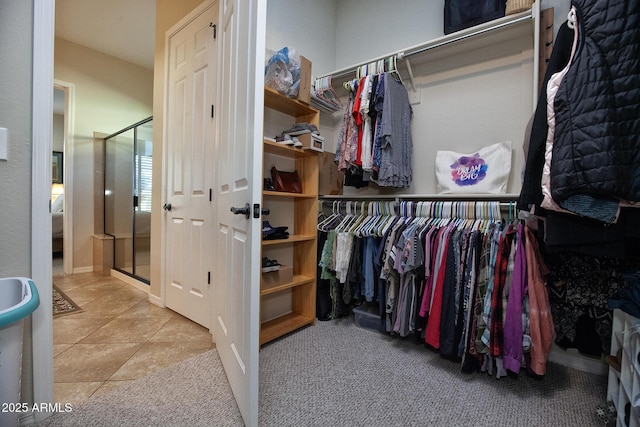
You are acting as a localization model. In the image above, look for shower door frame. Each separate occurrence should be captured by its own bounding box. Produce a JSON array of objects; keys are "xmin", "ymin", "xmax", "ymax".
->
[{"xmin": 103, "ymin": 116, "xmax": 153, "ymax": 284}]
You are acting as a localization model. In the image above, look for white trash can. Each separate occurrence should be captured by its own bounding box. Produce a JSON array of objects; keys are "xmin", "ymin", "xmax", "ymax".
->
[{"xmin": 0, "ymin": 278, "xmax": 40, "ymax": 427}]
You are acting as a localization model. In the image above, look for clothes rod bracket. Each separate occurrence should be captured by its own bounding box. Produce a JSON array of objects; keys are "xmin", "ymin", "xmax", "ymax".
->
[{"xmin": 396, "ymin": 51, "xmax": 416, "ymax": 92}]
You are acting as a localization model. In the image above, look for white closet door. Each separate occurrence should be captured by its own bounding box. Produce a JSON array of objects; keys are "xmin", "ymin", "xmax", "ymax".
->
[{"xmin": 213, "ymin": 0, "xmax": 265, "ymax": 425}]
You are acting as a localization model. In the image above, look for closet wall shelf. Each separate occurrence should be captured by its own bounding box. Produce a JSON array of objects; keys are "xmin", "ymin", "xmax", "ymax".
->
[
  {"xmin": 262, "ymin": 234, "xmax": 315, "ymax": 246},
  {"xmin": 261, "ymin": 274, "xmax": 314, "ymax": 296},
  {"xmin": 318, "ymin": 4, "xmax": 537, "ymax": 83},
  {"xmin": 260, "ymin": 313, "xmax": 315, "ymax": 346}
]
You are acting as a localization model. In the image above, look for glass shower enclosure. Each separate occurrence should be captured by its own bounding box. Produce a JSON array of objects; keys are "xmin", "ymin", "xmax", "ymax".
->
[{"xmin": 104, "ymin": 117, "xmax": 153, "ymax": 283}]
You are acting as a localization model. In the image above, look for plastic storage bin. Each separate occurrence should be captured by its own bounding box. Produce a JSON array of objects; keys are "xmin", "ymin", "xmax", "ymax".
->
[
  {"xmin": 353, "ymin": 303, "xmax": 384, "ymax": 333},
  {"xmin": 0, "ymin": 278, "xmax": 40, "ymax": 427}
]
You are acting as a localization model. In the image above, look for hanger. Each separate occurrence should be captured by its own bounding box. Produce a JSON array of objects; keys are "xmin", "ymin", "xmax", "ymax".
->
[
  {"xmin": 379, "ymin": 201, "xmax": 398, "ymax": 236},
  {"xmin": 388, "ymin": 55, "xmax": 406, "ymax": 88},
  {"xmin": 348, "ymin": 201, "xmax": 368, "ymax": 235},
  {"xmin": 365, "ymin": 201, "xmax": 381, "ymax": 237},
  {"xmin": 314, "ymin": 75, "xmax": 343, "ymax": 111},
  {"xmin": 334, "ymin": 201, "xmax": 353, "ymax": 232},
  {"xmin": 318, "ymin": 200, "xmax": 341, "ymax": 231},
  {"xmin": 567, "ymin": 7, "xmax": 576, "ymax": 30}
]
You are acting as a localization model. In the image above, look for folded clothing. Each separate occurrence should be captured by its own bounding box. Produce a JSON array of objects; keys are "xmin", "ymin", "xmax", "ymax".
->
[
  {"xmin": 264, "ymin": 229, "xmax": 289, "ymax": 240},
  {"xmin": 263, "ymin": 221, "xmax": 289, "ymax": 240}
]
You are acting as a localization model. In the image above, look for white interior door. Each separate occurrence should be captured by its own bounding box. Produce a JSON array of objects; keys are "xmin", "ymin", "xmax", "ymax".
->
[
  {"xmin": 164, "ymin": 2, "xmax": 218, "ymax": 328},
  {"xmin": 214, "ymin": 0, "xmax": 265, "ymax": 425}
]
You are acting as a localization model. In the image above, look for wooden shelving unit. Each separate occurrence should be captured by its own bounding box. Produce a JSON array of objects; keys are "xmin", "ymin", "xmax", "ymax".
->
[{"xmin": 260, "ymin": 88, "xmax": 319, "ymax": 346}]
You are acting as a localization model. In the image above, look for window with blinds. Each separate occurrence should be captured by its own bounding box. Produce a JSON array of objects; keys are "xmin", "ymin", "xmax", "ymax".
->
[{"xmin": 135, "ymin": 153, "xmax": 152, "ymax": 212}]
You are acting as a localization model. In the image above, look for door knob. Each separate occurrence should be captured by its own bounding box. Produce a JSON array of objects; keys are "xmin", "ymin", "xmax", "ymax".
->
[
  {"xmin": 163, "ymin": 203, "xmax": 172, "ymax": 211},
  {"xmin": 230, "ymin": 203, "xmax": 251, "ymax": 219}
]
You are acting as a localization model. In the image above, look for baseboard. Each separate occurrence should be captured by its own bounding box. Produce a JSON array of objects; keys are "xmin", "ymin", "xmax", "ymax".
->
[
  {"xmin": 548, "ymin": 344, "xmax": 608, "ymax": 375},
  {"xmin": 148, "ymin": 293, "xmax": 163, "ymax": 308},
  {"xmin": 72, "ymin": 266, "xmax": 93, "ymax": 274},
  {"xmin": 110, "ymin": 269, "xmax": 149, "ymax": 294}
]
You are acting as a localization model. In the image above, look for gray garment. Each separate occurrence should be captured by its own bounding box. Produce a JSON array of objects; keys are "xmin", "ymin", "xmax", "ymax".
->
[{"xmin": 377, "ymin": 74, "xmax": 413, "ymax": 188}]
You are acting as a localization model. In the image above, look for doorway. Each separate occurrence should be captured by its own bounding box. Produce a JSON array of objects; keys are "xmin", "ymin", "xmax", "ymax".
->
[
  {"xmin": 52, "ymin": 81, "xmax": 74, "ymax": 276},
  {"xmin": 52, "ymin": 87, "xmax": 65, "ymax": 275}
]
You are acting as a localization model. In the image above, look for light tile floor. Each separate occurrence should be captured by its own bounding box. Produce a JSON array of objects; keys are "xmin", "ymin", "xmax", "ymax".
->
[{"xmin": 52, "ymin": 272, "xmax": 213, "ymax": 405}]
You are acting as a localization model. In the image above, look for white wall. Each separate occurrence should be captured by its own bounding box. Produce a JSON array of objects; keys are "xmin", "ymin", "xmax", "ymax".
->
[
  {"xmin": 54, "ymin": 38, "xmax": 153, "ymax": 271},
  {"xmin": 266, "ymin": 0, "xmax": 338, "ymax": 77},
  {"xmin": 0, "ymin": 0, "xmax": 35, "ymax": 410},
  {"xmin": 335, "ymin": 0, "xmax": 444, "ymax": 71}
]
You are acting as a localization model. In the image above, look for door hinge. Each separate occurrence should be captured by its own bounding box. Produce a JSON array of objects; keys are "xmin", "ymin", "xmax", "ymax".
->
[
  {"xmin": 211, "ymin": 105, "xmax": 214, "ymax": 118},
  {"xmin": 208, "ymin": 271, "xmax": 211, "ymax": 285},
  {"xmin": 210, "ymin": 23, "xmax": 217, "ymax": 39},
  {"xmin": 209, "ymin": 188, "xmax": 212, "ymax": 202}
]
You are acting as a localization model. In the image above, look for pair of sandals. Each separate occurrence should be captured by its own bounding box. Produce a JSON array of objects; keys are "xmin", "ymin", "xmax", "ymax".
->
[{"xmin": 262, "ymin": 257, "xmax": 280, "ymax": 272}]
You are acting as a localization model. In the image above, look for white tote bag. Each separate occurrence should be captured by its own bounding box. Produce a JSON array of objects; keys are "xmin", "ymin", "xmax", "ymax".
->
[{"xmin": 435, "ymin": 141, "xmax": 512, "ymax": 194}]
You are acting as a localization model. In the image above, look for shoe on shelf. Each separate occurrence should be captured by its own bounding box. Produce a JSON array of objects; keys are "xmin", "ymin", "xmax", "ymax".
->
[
  {"xmin": 292, "ymin": 136, "xmax": 303, "ymax": 148},
  {"xmin": 275, "ymin": 133, "xmax": 295, "ymax": 146},
  {"xmin": 263, "ymin": 221, "xmax": 275, "ymax": 237},
  {"xmin": 280, "ymin": 122, "xmax": 320, "ymax": 137},
  {"xmin": 264, "ymin": 178, "xmax": 275, "ymax": 191},
  {"xmin": 605, "ymin": 348, "xmax": 623, "ymax": 372},
  {"xmin": 261, "ymin": 256, "xmax": 280, "ymax": 273},
  {"xmin": 263, "ymin": 225, "xmax": 289, "ymax": 240}
]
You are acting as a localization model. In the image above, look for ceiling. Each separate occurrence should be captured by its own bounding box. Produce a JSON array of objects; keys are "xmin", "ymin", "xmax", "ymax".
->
[{"xmin": 55, "ymin": 0, "xmax": 156, "ymax": 70}]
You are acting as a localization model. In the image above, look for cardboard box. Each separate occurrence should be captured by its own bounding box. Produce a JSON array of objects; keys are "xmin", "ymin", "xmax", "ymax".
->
[
  {"xmin": 261, "ymin": 265, "xmax": 293, "ymax": 290},
  {"xmin": 297, "ymin": 133, "xmax": 324, "ymax": 152},
  {"xmin": 319, "ymin": 151, "xmax": 343, "ymax": 196},
  {"xmin": 297, "ymin": 56, "xmax": 311, "ymax": 104}
]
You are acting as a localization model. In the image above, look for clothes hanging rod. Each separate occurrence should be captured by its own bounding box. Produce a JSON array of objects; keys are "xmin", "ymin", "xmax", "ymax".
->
[
  {"xmin": 319, "ymin": 200, "xmax": 520, "ymax": 217},
  {"xmin": 318, "ymin": 8, "xmax": 534, "ymax": 81},
  {"xmin": 319, "ymin": 193, "xmax": 520, "ymax": 202}
]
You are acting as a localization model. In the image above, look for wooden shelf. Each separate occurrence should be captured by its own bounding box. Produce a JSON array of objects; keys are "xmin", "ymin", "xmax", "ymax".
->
[
  {"xmin": 260, "ymin": 312, "xmax": 315, "ymax": 346},
  {"xmin": 263, "ymin": 190, "xmax": 316, "ymax": 199},
  {"xmin": 261, "ymin": 274, "xmax": 314, "ymax": 296},
  {"xmin": 264, "ymin": 86, "xmax": 318, "ymax": 117},
  {"xmin": 262, "ymin": 234, "xmax": 315, "ymax": 246},
  {"xmin": 264, "ymin": 139, "xmax": 315, "ymax": 158}
]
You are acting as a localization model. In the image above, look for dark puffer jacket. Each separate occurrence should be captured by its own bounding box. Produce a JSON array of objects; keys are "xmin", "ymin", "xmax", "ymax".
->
[{"xmin": 550, "ymin": 0, "xmax": 640, "ymax": 203}]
